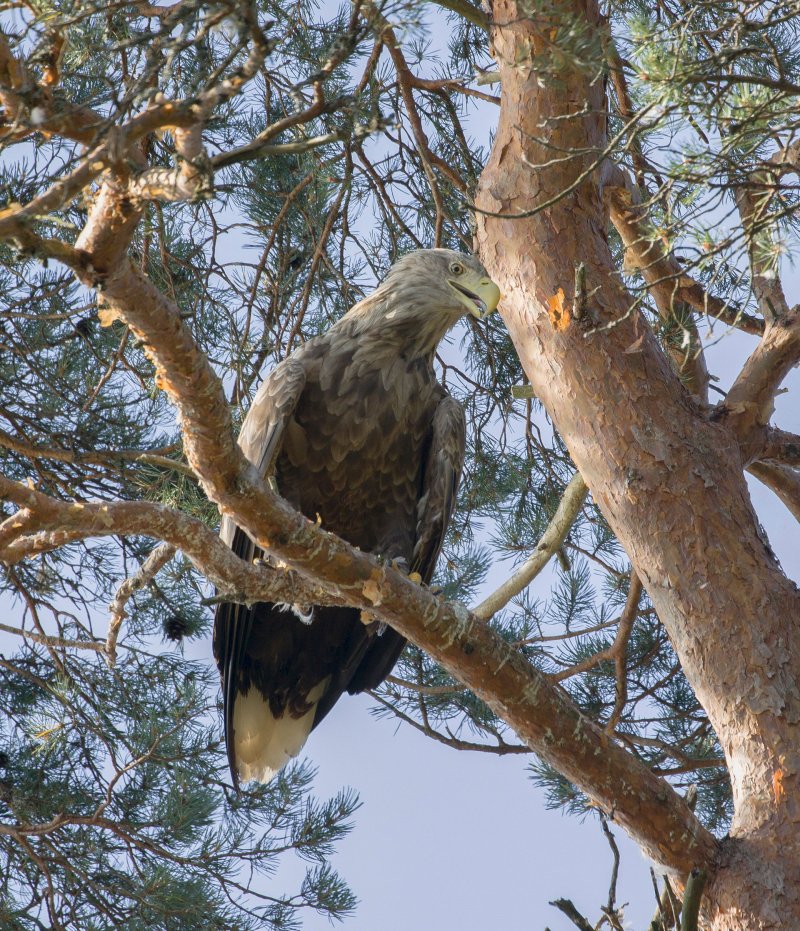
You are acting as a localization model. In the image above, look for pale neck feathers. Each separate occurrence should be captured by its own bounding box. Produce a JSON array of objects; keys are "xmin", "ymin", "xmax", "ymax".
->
[{"xmin": 337, "ymin": 277, "xmax": 463, "ymax": 359}]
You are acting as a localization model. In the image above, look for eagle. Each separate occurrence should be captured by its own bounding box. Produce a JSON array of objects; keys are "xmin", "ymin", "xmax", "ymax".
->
[{"xmin": 213, "ymin": 248, "xmax": 501, "ymax": 786}]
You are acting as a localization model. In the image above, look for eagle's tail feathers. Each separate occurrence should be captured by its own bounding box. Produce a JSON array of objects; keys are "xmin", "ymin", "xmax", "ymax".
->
[{"xmin": 232, "ymin": 679, "xmax": 329, "ymax": 784}]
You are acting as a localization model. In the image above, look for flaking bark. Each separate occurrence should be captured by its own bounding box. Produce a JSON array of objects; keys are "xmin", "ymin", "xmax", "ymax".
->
[{"xmin": 476, "ymin": 0, "xmax": 800, "ymax": 925}]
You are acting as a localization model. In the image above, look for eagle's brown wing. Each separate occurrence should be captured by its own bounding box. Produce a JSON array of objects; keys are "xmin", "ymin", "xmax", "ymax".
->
[
  {"xmin": 213, "ymin": 359, "xmax": 306, "ymax": 784},
  {"xmin": 345, "ymin": 393, "xmax": 466, "ymax": 693},
  {"xmin": 213, "ymin": 342, "xmax": 466, "ymax": 786}
]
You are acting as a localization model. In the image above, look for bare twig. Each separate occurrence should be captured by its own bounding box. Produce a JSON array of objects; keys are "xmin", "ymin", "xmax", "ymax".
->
[
  {"xmin": 0, "ymin": 620, "xmax": 102, "ymax": 653},
  {"xmin": 106, "ymin": 542, "xmax": 176, "ymax": 666},
  {"xmin": 473, "ymin": 471, "xmax": 588, "ymax": 620},
  {"xmin": 549, "ymin": 898, "xmax": 595, "ymax": 931},
  {"xmin": 600, "ymin": 813, "xmax": 625, "ymax": 931},
  {"xmin": 606, "ymin": 572, "xmax": 643, "ymax": 731},
  {"xmin": 552, "ymin": 571, "xmax": 642, "ymax": 687},
  {"xmin": 680, "ymin": 868, "xmax": 707, "ymax": 931}
]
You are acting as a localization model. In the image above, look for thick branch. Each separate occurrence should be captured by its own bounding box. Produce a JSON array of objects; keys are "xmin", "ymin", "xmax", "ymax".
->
[
  {"xmin": 0, "ymin": 473, "xmax": 334, "ymax": 608},
  {"xmin": 747, "ymin": 461, "xmax": 800, "ymax": 523},
  {"xmin": 721, "ymin": 309, "xmax": 800, "ymax": 462},
  {"xmin": 59, "ymin": 215, "xmax": 716, "ymax": 877}
]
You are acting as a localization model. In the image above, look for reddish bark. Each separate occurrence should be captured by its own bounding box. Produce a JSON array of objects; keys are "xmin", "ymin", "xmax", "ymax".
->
[{"xmin": 476, "ymin": 0, "xmax": 800, "ymax": 925}]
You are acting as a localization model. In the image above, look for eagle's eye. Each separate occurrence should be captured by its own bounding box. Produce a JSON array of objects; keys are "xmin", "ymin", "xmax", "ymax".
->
[{"xmin": 449, "ymin": 262, "xmax": 464, "ymax": 276}]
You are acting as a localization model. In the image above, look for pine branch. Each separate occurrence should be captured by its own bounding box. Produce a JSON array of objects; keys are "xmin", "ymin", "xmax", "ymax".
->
[
  {"xmin": 0, "ymin": 472, "xmax": 337, "ymax": 609},
  {"xmin": 473, "ymin": 471, "xmax": 588, "ymax": 620},
  {"xmin": 106, "ymin": 542, "xmax": 177, "ymax": 666},
  {"xmin": 722, "ymin": 308, "xmax": 800, "ymax": 462},
  {"xmin": 603, "ymin": 166, "xmax": 764, "ymax": 339}
]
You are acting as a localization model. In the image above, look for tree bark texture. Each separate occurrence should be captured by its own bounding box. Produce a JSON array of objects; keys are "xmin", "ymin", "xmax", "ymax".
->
[{"xmin": 475, "ymin": 1, "xmax": 800, "ymax": 926}]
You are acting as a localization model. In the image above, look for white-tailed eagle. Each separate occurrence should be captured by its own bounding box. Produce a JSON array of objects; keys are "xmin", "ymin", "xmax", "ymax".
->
[{"xmin": 213, "ymin": 248, "xmax": 500, "ymax": 786}]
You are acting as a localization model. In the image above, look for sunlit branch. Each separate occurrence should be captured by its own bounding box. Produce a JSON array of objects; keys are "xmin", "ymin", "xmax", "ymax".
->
[
  {"xmin": 747, "ymin": 461, "xmax": 800, "ymax": 523},
  {"xmin": 473, "ymin": 471, "xmax": 588, "ymax": 620},
  {"xmin": 723, "ymin": 308, "xmax": 800, "ymax": 461},
  {"xmin": 106, "ymin": 542, "xmax": 177, "ymax": 666},
  {"xmin": 602, "ymin": 165, "xmax": 764, "ymax": 338}
]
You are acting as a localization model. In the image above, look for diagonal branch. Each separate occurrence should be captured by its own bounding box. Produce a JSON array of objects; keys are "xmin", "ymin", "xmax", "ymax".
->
[
  {"xmin": 747, "ymin": 461, "xmax": 800, "ymax": 524},
  {"xmin": 59, "ymin": 191, "xmax": 718, "ymax": 876},
  {"xmin": 734, "ymin": 186, "xmax": 791, "ymax": 322},
  {"xmin": 106, "ymin": 543, "xmax": 177, "ymax": 667},
  {"xmin": 602, "ymin": 166, "xmax": 764, "ymax": 339},
  {"xmin": 605, "ymin": 182, "xmax": 710, "ymax": 400},
  {"xmin": 473, "ymin": 470, "xmax": 588, "ymax": 620},
  {"xmin": 721, "ymin": 308, "xmax": 800, "ymax": 462}
]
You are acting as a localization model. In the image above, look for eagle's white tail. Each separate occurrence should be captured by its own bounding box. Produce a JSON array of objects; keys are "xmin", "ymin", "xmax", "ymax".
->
[{"xmin": 232, "ymin": 679, "xmax": 329, "ymax": 784}]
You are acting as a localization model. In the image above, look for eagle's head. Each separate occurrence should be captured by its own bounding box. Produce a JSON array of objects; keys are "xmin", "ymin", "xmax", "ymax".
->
[
  {"xmin": 347, "ymin": 248, "xmax": 501, "ymax": 353},
  {"xmin": 385, "ymin": 248, "xmax": 501, "ymax": 321}
]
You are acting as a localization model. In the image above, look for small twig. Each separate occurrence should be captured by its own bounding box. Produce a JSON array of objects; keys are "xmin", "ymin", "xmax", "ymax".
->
[
  {"xmin": 106, "ymin": 543, "xmax": 176, "ymax": 666},
  {"xmin": 0, "ymin": 620, "xmax": 102, "ymax": 654},
  {"xmin": 548, "ymin": 898, "xmax": 594, "ymax": 931},
  {"xmin": 551, "ymin": 570, "xmax": 642, "ymax": 686},
  {"xmin": 384, "ymin": 673, "xmax": 466, "ymax": 695},
  {"xmin": 572, "ymin": 261, "xmax": 587, "ymax": 322},
  {"xmin": 473, "ymin": 471, "xmax": 588, "ymax": 620},
  {"xmin": 648, "ymin": 868, "xmax": 671, "ymax": 931},
  {"xmin": 605, "ymin": 571, "xmax": 643, "ymax": 730},
  {"xmin": 680, "ymin": 869, "xmax": 707, "ymax": 931},
  {"xmin": 600, "ymin": 813, "xmax": 623, "ymax": 929}
]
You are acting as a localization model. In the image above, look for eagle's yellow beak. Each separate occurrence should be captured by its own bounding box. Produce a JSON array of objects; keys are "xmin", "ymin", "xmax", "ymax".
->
[{"xmin": 448, "ymin": 274, "xmax": 502, "ymax": 320}]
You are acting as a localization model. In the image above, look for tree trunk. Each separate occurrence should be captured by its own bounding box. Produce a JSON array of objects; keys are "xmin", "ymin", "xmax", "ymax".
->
[{"xmin": 475, "ymin": 1, "xmax": 800, "ymax": 925}]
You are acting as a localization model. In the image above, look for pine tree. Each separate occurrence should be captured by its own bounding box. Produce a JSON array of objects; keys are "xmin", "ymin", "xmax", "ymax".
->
[{"xmin": 0, "ymin": 0, "xmax": 798, "ymax": 927}]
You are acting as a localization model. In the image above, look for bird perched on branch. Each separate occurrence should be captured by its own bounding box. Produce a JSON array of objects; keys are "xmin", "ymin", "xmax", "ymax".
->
[{"xmin": 213, "ymin": 249, "xmax": 501, "ymax": 786}]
